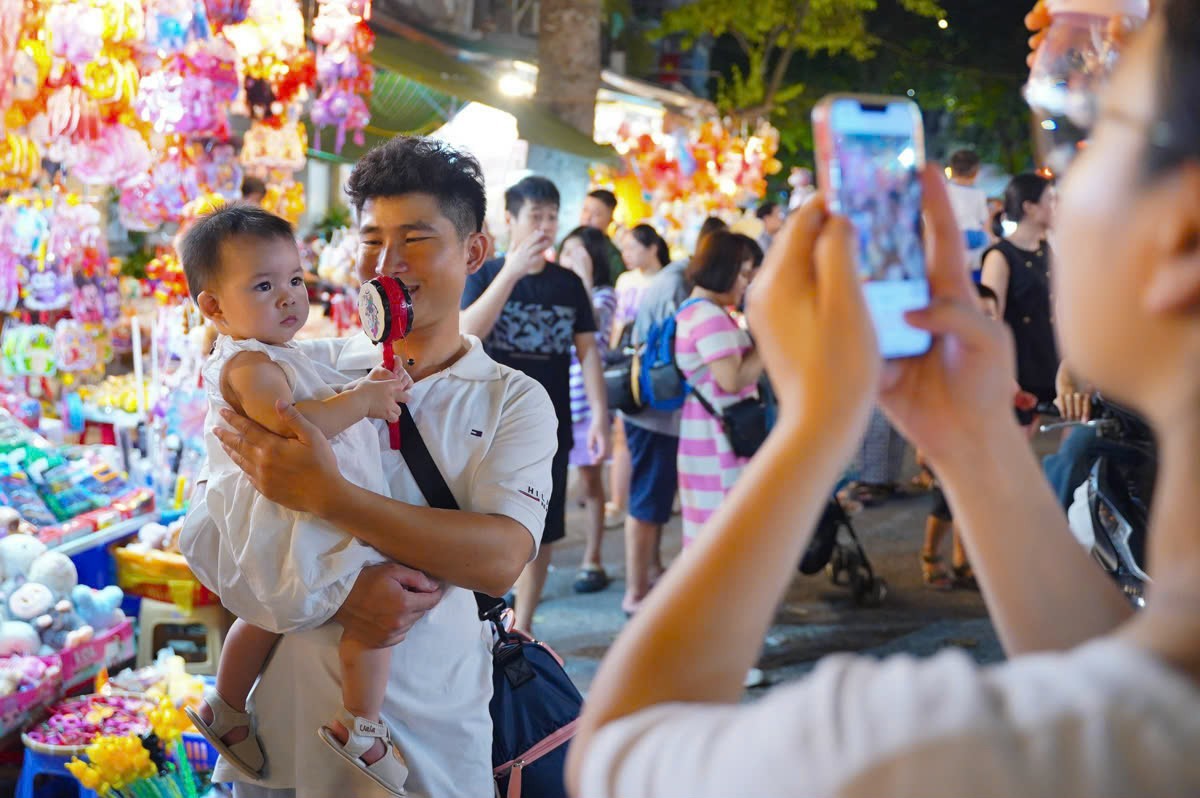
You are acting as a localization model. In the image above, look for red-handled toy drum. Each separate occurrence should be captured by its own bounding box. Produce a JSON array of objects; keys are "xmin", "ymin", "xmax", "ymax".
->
[{"xmin": 358, "ymin": 276, "xmax": 413, "ymax": 450}]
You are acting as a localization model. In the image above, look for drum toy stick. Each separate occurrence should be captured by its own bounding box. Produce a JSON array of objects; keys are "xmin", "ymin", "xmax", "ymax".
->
[{"xmin": 357, "ymin": 276, "xmax": 413, "ymax": 450}]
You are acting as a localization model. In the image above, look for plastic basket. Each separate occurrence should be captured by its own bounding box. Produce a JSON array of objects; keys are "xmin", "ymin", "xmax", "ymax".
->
[
  {"xmin": 0, "ymin": 659, "xmax": 63, "ymax": 738},
  {"xmin": 181, "ymin": 732, "xmax": 219, "ymax": 772},
  {"xmin": 51, "ymin": 620, "xmax": 136, "ymax": 692},
  {"xmin": 113, "ymin": 546, "xmax": 218, "ymax": 613}
]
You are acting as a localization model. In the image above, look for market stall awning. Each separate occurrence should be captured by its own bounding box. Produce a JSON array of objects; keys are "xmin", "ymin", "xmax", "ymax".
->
[
  {"xmin": 308, "ymin": 70, "xmax": 457, "ymax": 163},
  {"xmin": 309, "ymin": 30, "xmax": 618, "ymax": 164}
]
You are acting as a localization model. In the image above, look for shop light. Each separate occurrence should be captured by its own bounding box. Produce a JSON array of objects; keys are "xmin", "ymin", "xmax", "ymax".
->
[{"xmin": 499, "ymin": 73, "xmax": 535, "ymax": 98}]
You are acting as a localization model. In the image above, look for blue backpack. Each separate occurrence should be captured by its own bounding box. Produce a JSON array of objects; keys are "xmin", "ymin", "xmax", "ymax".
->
[{"xmin": 636, "ymin": 298, "xmax": 703, "ymax": 411}]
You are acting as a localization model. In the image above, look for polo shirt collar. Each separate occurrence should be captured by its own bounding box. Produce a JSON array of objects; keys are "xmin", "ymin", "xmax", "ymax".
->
[{"xmin": 334, "ymin": 332, "xmax": 500, "ymax": 382}]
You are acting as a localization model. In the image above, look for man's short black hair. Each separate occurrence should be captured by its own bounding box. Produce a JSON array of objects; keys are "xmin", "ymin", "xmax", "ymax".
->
[
  {"xmin": 506, "ymin": 176, "xmax": 560, "ymax": 217},
  {"xmin": 241, "ymin": 175, "xmax": 267, "ymax": 199},
  {"xmin": 179, "ymin": 204, "xmax": 295, "ymax": 301},
  {"xmin": 755, "ymin": 201, "xmax": 778, "ymax": 220},
  {"xmin": 345, "ymin": 135, "xmax": 486, "ymax": 239},
  {"xmin": 587, "ymin": 189, "xmax": 617, "ymax": 211},
  {"xmin": 948, "ymin": 149, "xmax": 982, "ymax": 177}
]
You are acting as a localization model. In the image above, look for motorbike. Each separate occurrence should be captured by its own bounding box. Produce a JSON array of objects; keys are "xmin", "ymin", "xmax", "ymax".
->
[{"xmin": 1040, "ymin": 397, "xmax": 1156, "ymax": 607}]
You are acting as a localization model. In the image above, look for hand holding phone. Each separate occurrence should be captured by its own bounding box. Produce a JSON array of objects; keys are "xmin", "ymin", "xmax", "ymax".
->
[{"xmin": 813, "ymin": 95, "xmax": 932, "ymax": 359}]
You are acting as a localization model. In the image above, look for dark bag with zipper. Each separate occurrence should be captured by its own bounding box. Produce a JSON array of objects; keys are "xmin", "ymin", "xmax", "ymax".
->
[
  {"xmin": 397, "ymin": 406, "xmax": 582, "ymax": 798},
  {"xmin": 603, "ymin": 323, "xmax": 642, "ymax": 415},
  {"xmin": 686, "ymin": 385, "xmax": 769, "ymax": 459}
]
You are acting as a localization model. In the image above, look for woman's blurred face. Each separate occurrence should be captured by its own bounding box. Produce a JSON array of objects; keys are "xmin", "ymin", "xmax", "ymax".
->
[
  {"xmin": 1025, "ymin": 186, "xmax": 1057, "ymax": 230},
  {"xmin": 1054, "ymin": 17, "xmax": 1177, "ymax": 413},
  {"xmin": 620, "ymin": 236, "xmax": 653, "ymax": 272},
  {"xmin": 727, "ymin": 259, "xmax": 754, "ymax": 306},
  {"xmin": 560, "ymin": 236, "xmax": 594, "ymax": 289}
]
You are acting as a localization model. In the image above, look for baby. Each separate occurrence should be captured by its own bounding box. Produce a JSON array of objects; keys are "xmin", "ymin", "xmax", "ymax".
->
[{"xmin": 178, "ymin": 205, "xmax": 411, "ymax": 796}]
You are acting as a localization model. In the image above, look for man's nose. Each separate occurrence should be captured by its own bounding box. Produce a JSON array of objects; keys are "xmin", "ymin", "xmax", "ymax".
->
[{"xmin": 377, "ymin": 244, "xmax": 409, "ymax": 277}]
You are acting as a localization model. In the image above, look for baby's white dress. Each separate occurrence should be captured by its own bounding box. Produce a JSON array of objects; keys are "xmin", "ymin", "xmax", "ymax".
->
[{"xmin": 196, "ymin": 334, "xmax": 388, "ymax": 633}]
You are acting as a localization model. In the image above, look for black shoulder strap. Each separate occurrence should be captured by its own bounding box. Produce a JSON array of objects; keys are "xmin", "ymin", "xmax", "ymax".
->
[{"xmin": 397, "ymin": 405, "xmax": 507, "ymax": 622}]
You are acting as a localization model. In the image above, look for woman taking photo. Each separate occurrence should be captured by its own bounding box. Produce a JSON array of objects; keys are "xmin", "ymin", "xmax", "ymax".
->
[
  {"xmin": 558, "ymin": 226, "xmax": 619, "ymax": 595},
  {"xmin": 982, "ymin": 173, "xmax": 1059, "ymax": 424},
  {"xmin": 674, "ymin": 231, "xmax": 763, "ymax": 548},
  {"xmin": 567, "ymin": 2, "xmax": 1200, "ymax": 794}
]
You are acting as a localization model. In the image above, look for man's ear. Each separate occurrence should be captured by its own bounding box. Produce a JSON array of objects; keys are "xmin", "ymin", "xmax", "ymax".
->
[
  {"xmin": 465, "ymin": 231, "xmax": 491, "ymax": 275},
  {"xmin": 1143, "ymin": 164, "xmax": 1200, "ymax": 316},
  {"xmin": 196, "ymin": 290, "xmax": 224, "ymax": 324}
]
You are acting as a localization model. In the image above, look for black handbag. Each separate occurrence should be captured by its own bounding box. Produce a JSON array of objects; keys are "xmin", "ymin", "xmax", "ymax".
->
[
  {"xmin": 687, "ymin": 385, "xmax": 769, "ymax": 459},
  {"xmin": 396, "ymin": 406, "xmax": 582, "ymax": 798},
  {"xmin": 603, "ymin": 324, "xmax": 643, "ymax": 415}
]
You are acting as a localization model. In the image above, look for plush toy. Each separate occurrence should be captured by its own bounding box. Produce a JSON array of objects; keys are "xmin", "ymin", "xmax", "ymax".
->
[
  {"xmin": 0, "ymin": 535, "xmax": 47, "ymax": 588},
  {"xmin": 126, "ymin": 522, "xmax": 170, "ymax": 554},
  {"xmin": 8, "ymin": 582, "xmax": 52, "ymax": 623},
  {"xmin": 27, "ymin": 551, "xmax": 78, "ymax": 600},
  {"xmin": 35, "ymin": 599, "xmax": 91, "ymax": 652},
  {"xmin": 72, "ymin": 585, "xmax": 125, "ymax": 632},
  {"xmin": 0, "ymin": 621, "xmax": 41, "ymax": 657},
  {"xmin": 0, "ymin": 507, "xmax": 21, "ymax": 535}
]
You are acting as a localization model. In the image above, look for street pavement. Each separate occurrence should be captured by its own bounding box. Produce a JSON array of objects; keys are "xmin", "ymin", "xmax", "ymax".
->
[{"xmin": 527, "ymin": 437, "xmax": 1071, "ymax": 695}]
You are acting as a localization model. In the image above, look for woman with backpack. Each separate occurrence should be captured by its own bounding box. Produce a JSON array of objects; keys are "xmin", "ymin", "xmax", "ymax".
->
[
  {"xmin": 673, "ymin": 231, "xmax": 763, "ymax": 549},
  {"xmin": 602, "ymin": 225, "xmax": 672, "ymax": 532}
]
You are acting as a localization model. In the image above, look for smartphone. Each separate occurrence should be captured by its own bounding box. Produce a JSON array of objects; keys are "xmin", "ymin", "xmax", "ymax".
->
[{"xmin": 813, "ymin": 94, "xmax": 931, "ymax": 359}]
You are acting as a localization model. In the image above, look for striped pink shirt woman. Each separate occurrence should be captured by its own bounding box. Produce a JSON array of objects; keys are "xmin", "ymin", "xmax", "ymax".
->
[{"xmin": 674, "ymin": 232, "xmax": 763, "ymax": 545}]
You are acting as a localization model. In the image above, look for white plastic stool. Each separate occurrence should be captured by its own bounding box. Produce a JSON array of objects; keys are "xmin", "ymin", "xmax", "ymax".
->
[{"xmin": 137, "ymin": 598, "xmax": 232, "ymax": 675}]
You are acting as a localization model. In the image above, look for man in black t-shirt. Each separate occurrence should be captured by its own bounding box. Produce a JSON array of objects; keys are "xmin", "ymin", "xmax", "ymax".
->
[{"xmin": 461, "ymin": 175, "xmax": 611, "ymax": 633}]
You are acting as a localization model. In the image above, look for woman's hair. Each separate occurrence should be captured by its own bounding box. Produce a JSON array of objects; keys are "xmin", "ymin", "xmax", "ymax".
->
[
  {"xmin": 686, "ymin": 231, "xmax": 756, "ymax": 294},
  {"xmin": 560, "ymin": 225, "xmax": 614, "ymax": 288},
  {"xmin": 1146, "ymin": 0, "xmax": 1200, "ymax": 177},
  {"xmin": 1003, "ymin": 173, "xmax": 1051, "ymax": 223},
  {"xmin": 629, "ymin": 224, "xmax": 669, "ymax": 267}
]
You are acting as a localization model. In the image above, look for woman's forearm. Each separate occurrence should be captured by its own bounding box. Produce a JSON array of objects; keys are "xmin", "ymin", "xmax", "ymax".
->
[
  {"xmin": 933, "ymin": 419, "xmax": 1133, "ymax": 655},
  {"xmin": 569, "ymin": 418, "xmax": 853, "ymax": 784}
]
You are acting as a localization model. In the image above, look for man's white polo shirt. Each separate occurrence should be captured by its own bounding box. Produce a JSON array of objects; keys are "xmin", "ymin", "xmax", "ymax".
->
[{"xmin": 188, "ymin": 333, "xmax": 556, "ymax": 798}]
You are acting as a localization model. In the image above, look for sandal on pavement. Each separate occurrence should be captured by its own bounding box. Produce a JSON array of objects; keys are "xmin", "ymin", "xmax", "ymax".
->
[
  {"xmin": 840, "ymin": 482, "xmax": 894, "ymax": 508},
  {"xmin": 952, "ymin": 564, "xmax": 979, "ymax": 591},
  {"xmin": 318, "ymin": 709, "xmax": 409, "ymax": 797},
  {"xmin": 184, "ymin": 689, "xmax": 267, "ymax": 780},
  {"xmin": 921, "ymin": 551, "xmax": 953, "ymax": 591},
  {"xmin": 573, "ymin": 566, "xmax": 610, "ymax": 594}
]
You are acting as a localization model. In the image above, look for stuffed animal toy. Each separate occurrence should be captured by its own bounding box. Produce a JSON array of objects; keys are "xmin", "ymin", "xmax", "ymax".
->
[
  {"xmin": 0, "ymin": 621, "xmax": 40, "ymax": 657},
  {"xmin": 26, "ymin": 551, "xmax": 78, "ymax": 600},
  {"xmin": 0, "ymin": 535, "xmax": 47, "ymax": 588},
  {"xmin": 35, "ymin": 599, "xmax": 91, "ymax": 651},
  {"xmin": 72, "ymin": 585, "xmax": 125, "ymax": 632},
  {"xmin": 8, "ymin": 582, "xmax": 52, "ymax": 623}
]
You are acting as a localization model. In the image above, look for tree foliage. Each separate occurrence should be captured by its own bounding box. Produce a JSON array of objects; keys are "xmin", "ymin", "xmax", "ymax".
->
[{"xmin": 659, "ymin": 0, "xmax": 943, "ymax": 120}]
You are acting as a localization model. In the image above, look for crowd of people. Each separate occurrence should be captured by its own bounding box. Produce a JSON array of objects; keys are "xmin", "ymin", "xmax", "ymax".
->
[{"xmin": 173, "ymin": 0, "xmax": 1200, "ymax": 795}]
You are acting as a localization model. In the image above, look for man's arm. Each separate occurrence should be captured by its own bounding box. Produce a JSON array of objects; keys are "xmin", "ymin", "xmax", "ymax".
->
[
  {"xmin": 460, "ymin": 232, "xmax": 550, "ymax": 339},
  {"xmin": 212, "ymin": 386, "xmax": 557, "ymax": 597},
  {"xmin": 460, "ymin": 266, "xmax": 520, "ymax": 340}
]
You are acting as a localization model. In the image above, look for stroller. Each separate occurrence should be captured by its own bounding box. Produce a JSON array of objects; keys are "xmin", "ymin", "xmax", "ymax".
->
[{"xmin": 798, "ymin": 498, "xmax": 888, "ymax": 606}]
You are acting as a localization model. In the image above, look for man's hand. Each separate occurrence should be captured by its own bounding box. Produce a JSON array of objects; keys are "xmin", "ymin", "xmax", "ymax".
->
[
  {"xmin": 503, "ymin": 231, "xmax": 552, "ymax": 280},
  {"xmin": 1055, "ymin": 363, "xmax": 1092, "ymax": 422},
  {"xmin": 334, "ymin": 564, "xmax": 446, "ymax": 647},
  {"xmin": 587, "ymin": 415, "xmax": 610, "ymax": 463},
  {"xmin": 214, "ymin": 402, "xmax": 344, "ymax": 515}
]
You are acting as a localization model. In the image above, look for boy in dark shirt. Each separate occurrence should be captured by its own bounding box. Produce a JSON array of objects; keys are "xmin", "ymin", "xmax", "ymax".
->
[{"xmin": 461, "ymin": 176, "xmax": 611, "ymax": 632}]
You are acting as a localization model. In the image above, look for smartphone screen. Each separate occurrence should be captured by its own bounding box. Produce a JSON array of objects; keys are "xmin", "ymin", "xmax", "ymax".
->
[{"xmin": 815, "ymin": 97, "xmax": 931, "ymax": 359}]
